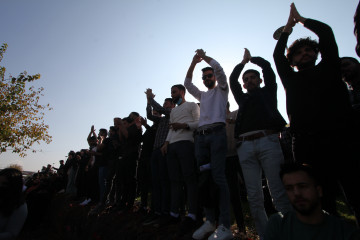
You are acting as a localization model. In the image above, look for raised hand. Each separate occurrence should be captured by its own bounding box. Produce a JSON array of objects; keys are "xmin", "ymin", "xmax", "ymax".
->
[
  {"xmin": 195, "ymin": 49, "xmax": 206, "ymax": 58},
  {"xmin": 291, "ymin": 3, "xmax": 306, "ymax": 24},
  {"xmin": 242, "ymin": 48, "xmax": 251, "ymax": 64},
  {"xmin": 140, "ymin": 117, "xmax": 147, "ymax": 126},
  {"xmin": 192, "ymin": 53, "xmax": 202, "ymax": 64},
  {"xmin": 145, "ymin": 88, "xmax": 155, "ymax": 99}
]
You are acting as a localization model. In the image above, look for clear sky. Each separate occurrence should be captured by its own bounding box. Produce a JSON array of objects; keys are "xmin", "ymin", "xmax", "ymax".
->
[{"xmin": 0, "ymin": 0, "xmax": 358, "ymax": 171}]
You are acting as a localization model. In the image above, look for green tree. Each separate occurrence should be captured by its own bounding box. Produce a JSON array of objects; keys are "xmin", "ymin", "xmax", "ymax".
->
[{"xmin": 0, "ymin": 43, "xmax": 52, "ymax": 157}]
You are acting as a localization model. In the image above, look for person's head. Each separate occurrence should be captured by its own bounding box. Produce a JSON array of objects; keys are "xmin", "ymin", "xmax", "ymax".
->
[
  {"xmin": 171, "ymin": 84, "xmax": 186, "ymax": 105},
  {"xmin": 114, "ymin": 117, "xmax": 121, "ymax": 127},
  {"xmin": 0, "ymin": 168, "xmax": 24, "ymax": 216},
  {"xmin": 287, "ymin": 37, "xmax": 319, "ymax": 70},
  {"xmin": 202, "ymin": 67, "xmax": 216, "ymax": 89},
  {"xmin": 59, "ymin": 160, "xmax": 64, "ymax": 165},
  {"xmin": 109, "ymin": 126, "xmax": 117, "ymax": 137},
  {"xmin": 340, "ymin": 57, "xmax": 360, "ymax": 84},
  {"xmin": 68, "ymin": 150, "xmax": 75, "ymax": 159},
  {"xmin": 75, "ymin": 152, "xmax": 82, "ymax": 160},
  {"xmin": 163, "ymin": 98, "xmax": 175, "ymax": 109},
  {"xmin": 129, "ymin": 112, "xmax": 139, "ymax": 121},
  {"xmin": 99, "ymin": 128, "xmax": 108, "ymax": 138},
  {"xmin": 280, "ymin": 163, "xmax": 322, "ymax": 216},
  {"xmin": 242, "ymin": 69, "xmax": 262, "ymax": 91},
  {"xmin": 122, "ymin": 117, "xmax": 133, "ymax": 128}
]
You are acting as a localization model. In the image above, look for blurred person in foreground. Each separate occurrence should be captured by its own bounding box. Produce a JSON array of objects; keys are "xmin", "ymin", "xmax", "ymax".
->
[
  {"xmin": 0, "ymin": 168, "xmax": 27, "ymax": 240},
  {"xmin": 265, "ymin": 163, "xmax": 359, "ymax": 240}
]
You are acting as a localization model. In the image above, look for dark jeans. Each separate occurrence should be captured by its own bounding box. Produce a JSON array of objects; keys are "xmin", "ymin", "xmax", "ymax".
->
[
  {"xmin": 137, "ymin": 154, "xmax": 152, "ymax": 208},
  {"xmin": 117, "ymin": 153, "xmax": 138, "ymax": 209},
  {"xmin": 167, "ymin": 141, "xmax": 198, "ymax": 216},
  {"xmin": 195, "ymin": 127, "xmax": 230, "ymax": 228},
  {"xmin": 150, "ymin": 148, "xmax": 170, "ymax": 214},
  {"xmin": 102, "ymin": 158, "xmax": 119, "ymax": 205}
]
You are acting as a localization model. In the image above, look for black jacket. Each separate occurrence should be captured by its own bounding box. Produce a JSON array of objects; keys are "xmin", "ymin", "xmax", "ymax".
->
[{"xmin": 230, "ymin": 57, "xmax": 286, "ymax": 137}]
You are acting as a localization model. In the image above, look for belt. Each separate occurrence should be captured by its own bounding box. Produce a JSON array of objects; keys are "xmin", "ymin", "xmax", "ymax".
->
[
  {"xmin": 238, "ymin": 130, "xmax": 278, "ymax": 141},
  {"xmin": 195, "ymin": 124, "xmax": 225, "ymax": 136}
]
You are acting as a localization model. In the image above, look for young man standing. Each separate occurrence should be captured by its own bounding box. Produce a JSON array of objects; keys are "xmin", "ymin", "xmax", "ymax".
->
[
  {"xmin": 273, "ymin": 3, "xmax": 360, "ymax": 222},
  {"xmin": 230, "ymin": 48, "xmax": 291, "ymax": 240},
  {"xmin": 160, "ymin": 84, "xmax": 200, "ymax": 236},
  {"xmin": 185, "ymin": 49, "xmax": 232, "ymax": 240},
  {"xmin": 142, "ymin": 89, "xmax": 174, "ymax": 224}
]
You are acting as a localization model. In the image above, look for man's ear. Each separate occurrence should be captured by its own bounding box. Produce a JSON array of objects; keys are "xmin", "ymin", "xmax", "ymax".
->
[{"xmin": 259, "ymin": 78, "xmax": 263, "ymax": 85}]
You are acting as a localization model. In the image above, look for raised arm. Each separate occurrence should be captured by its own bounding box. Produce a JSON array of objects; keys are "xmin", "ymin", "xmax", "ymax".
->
[
  {"xmin": 273, "ymin": 3, "xmax": 297, "ymax": 88},
  {"xmin": 230, "ymin": 48, "xmax": 250, "ymax": 105},
  {"xmin": 184, "ymin": 53, "xmax": 203, "ymax": 101},
  {"xmin": 87, "ymin": 125, "xmax": 97, "ymax": 146},
  {"xmin": 146, "ymin": 88, "xmax": 172, "ymax": 117},
  {"xmin": 250, "ymin": 56, "xmax": 276, "ymax": 91},
  {"xmin": 196, "ymin": 49, "xmax": 228, "ymax": 91}
]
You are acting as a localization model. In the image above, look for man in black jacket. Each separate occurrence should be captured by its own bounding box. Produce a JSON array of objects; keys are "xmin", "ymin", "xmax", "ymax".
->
[
  {"xmin": 230, "ymin": 48, "xmax": 291, "ymax": 239},
  {"xmin": 273, "ymin": 3, "xmax": 360, "ymax": 224}
]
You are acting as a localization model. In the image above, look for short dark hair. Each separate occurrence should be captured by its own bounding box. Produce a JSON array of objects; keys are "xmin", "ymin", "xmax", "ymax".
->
[
  {"xmin": 201, "ymin": 67, "xmax": 214, "ymax": 73},
  {"xmin": 171, "ymin": 84, "xmax": 186, "ymax": 94},
  {"xmin": 99, "ymin": 128, "xmax": 108, "ymax": 135},
  {"xmin": 286, "ymin": 37, "xmax": 319, "ymax": 65},
  {"xmin": 123, "ymin": 117, "xmax": 133, "ymax": 123},
  {"xmin": 68, "ymin": 150, "xmax": 76, "ymax": 156},
  {"xmin": 243, "ymin": 69, "xmax": 260, "ymax": 79},
  {"xmin": 280, "ymin": 163, "xmax": 320, "ymax": 185},
  {"xmin": 341, "ymin": 56, "xmax": 359, "ymax": 64},
  {"xmin": 129, "ymin": 112, "xmax": 139, "ymax": 118},
  {"xmin": 165, "ymin": 98, "xmax": 173, "ymax": 103}
]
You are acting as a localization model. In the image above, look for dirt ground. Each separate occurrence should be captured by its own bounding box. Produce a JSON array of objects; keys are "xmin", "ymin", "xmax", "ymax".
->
[{"xmin": 18, "ymin": 193, "xmax": 259, "ymax": 240}]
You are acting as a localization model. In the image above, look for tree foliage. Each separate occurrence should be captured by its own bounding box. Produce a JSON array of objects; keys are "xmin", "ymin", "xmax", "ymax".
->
[{"xmin": 0, "ymin": 43, "xmax": 52, "ymax": 157}]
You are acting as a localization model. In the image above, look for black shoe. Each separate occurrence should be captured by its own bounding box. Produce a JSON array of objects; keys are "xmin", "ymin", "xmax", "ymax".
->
[{"xmin": 176, "ymin": 216, "xmax": 196, "ymax": 237}]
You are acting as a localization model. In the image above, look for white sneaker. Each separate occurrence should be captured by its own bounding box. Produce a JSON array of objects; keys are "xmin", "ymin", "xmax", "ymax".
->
[
  {"xmin": 208, "ymin": 225, "xmax": 233, "ymax": 240},
  {"xmin": 192, "ymin": 220, "xmax": 216, "ymax": 240}
]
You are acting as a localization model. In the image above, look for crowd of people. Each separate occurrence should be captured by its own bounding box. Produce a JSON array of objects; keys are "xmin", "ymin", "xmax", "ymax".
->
[{"xmin": 2, "ymin": 3, "xmax": 360, "ymax": 240}]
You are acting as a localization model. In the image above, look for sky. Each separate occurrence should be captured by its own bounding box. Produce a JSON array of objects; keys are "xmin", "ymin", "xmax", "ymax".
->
[{"xmin": 0, "ymin": 0, "xmax": 358, "ymax": 171}]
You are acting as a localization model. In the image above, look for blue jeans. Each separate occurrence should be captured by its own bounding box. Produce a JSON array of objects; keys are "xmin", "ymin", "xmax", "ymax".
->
[
  {"xmin": 195, "ymin": 126, "xmax": 231, "ymax": 228},
  {"xmin": 237, "ymin": 133, "xmax": 291, "ymax": 239}
]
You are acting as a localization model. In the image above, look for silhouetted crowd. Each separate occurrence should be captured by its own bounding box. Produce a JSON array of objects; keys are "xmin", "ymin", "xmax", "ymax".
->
[{"xmin": 2, "ymin": 3, "xmax": 360, "ymax": 240}]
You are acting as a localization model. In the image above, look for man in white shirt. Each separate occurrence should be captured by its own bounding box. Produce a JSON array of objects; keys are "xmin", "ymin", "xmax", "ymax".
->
[
  {"xmin": 184, "ymin": 49, "xmax": 232, "ymax": 240},
  {"xmin": 160, "ymin": 84, "xmax": 200, "ymax": 236}
]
